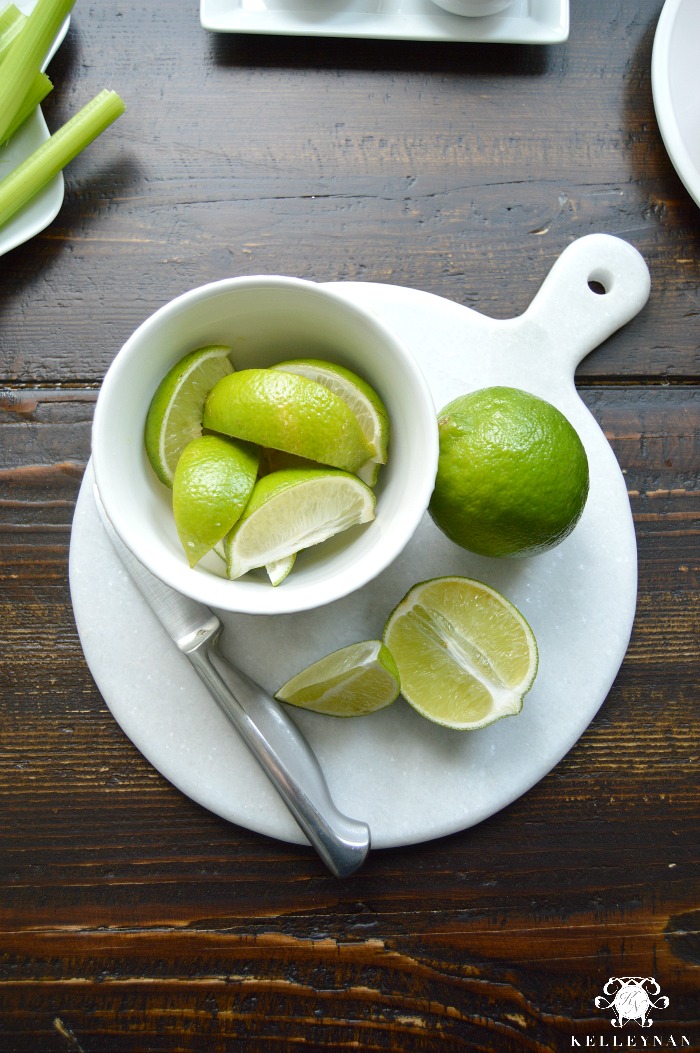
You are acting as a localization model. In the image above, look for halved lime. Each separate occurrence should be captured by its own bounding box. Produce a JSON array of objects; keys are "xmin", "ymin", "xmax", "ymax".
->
[
  {"xmin": 272, "ymin": 358, "xmax": 389, "ymax": 485},
  {"xmin": 276, "ymin": 640, "xmax": 400, "ymax": 716},
  {"xmin": 383, "ymin": 576, "xmax": 538, "ymax": 731},
  {"xmin": 144, "ymin": 345, "xmax": 233, "ymax": 486},
  {"xmin": 172, "ymin": 435, "xmax": 259, "ymax": 567},
  {"xmin": 225, "ymin": 467, "xmax": 375, "ymax": 580},
  {"xmin": 203, "ymin": 369, "xmax": 374, "ymax": 474}
]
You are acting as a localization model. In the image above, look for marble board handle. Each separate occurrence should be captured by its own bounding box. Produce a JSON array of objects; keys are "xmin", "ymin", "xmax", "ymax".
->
[{"xmin": 521, "ymin": 234, "xmax": 651, "ymax": 374}]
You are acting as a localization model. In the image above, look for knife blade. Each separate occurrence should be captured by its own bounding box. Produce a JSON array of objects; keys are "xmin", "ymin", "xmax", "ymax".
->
[{"xmin": 94, "ymin": 485, "xmax": 371, "ymax": 878}]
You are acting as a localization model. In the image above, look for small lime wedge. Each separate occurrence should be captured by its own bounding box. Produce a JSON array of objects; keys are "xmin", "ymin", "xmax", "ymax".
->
[
  {"xmin": 172, "ymin": 435, "xmax": 259, "ymax": 567},
  {"xmin": 203, "ymin": 368, "xmax": 374, "ymax": 474},
  {"xmin": 145, "ymin": 345, "xmax": 233, "ymax": 486},
  {"xmin": 266, "ymin": 553, "xmax": 296, "ymax": 586},
  {"xmin": 383, "ymin": 576, "xmax": 538, "ymax": 730},
  {"xmin": 272, "ymin": 358, "xmax": 389, "ymax": 485},
  {"xmin": 225, "ymin": 467, "xmax": 375, "ymax": 580},
  {"xmin": 276, "ymin": 640, "xmax": 400, "ymax": 716}
]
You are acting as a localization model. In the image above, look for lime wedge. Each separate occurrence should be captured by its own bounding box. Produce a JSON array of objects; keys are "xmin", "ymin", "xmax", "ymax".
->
[
  {"xmin": 272, "ymin": 358, "xmax": 389, "ymax": 485},
  {"xmin": 266, "ymin": 553, "xmax": 296, "ymax": 586},
  {"xmin": 144, "ymin": 345, "xmax": 233, "ymax": 486},
  {"xmin": 275, "ymin": 640, "xmax": 400, "ymax": 716},
  {"xmin": 203, "ymin": 369, "xmax": 374, "ymax": 474},
  {"xmin": 383, "ymin": 576, "xmax": 538, "ymax": 730},
  {"xmin": 172, "ymin": 435, "xmax": 258, "ymax": 567},
  {"xmin": 225, "ymin": 468, "xmax": 375, "ymax": 580}
]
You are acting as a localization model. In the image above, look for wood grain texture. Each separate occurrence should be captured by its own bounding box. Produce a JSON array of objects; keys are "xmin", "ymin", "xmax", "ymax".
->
[{"xmin": 0, "ymin": 0, "xmax": 698, "ymax": 1049}]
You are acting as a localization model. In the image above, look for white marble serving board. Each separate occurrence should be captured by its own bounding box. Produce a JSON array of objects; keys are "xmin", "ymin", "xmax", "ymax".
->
[{"xmin": 69, "ymin": 234, "xmax": 650, "ymax": 851}]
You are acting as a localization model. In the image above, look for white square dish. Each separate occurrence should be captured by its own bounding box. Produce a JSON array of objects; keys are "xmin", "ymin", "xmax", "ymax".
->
[{"xmin": 200, "ymin": 0, "xmax": 569, "ymax": 45}]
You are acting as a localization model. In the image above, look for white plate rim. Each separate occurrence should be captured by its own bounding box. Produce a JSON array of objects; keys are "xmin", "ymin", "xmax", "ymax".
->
[
  {"xmin": 651, "ymin": 0, "xmax": 700, "ymax": 209},
  {"xmin": 200, "ymin": 0, "xmax": 569, "ymax": 44}
]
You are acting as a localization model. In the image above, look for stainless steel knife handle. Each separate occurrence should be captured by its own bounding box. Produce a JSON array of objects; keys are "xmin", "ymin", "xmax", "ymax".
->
[{"xmin": 182, "ymin": 621, "xmax": 371, "ymax": 879}]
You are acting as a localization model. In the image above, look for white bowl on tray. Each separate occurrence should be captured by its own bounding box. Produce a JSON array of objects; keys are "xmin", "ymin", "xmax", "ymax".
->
[
  {"xmin": 91, "ymin": 275, "xmax": 438, "ymax": 616},
  {"xmin": 428, "ymin": 0, "xmax": 514, "ymax": 17}
]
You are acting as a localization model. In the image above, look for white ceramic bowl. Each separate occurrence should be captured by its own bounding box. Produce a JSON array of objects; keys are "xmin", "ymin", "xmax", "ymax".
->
[
  {"xmin": 429, "ymin": 0, "xmax": 513, "ymax": 16},
  {"xmin": 91, "ymin": 276, "xmax": 438, "ymax": 615}
]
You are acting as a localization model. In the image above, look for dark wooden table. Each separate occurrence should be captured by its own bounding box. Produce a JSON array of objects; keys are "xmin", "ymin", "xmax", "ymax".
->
[{"xmin": 1, "ymin": 1, "xmax": 698, "ymax": 1049}]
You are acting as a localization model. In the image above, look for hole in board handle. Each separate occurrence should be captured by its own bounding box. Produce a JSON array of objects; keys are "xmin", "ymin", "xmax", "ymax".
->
[{"xmin": 587, "ymin": 267, "xmax": 614, "ymax": 296}]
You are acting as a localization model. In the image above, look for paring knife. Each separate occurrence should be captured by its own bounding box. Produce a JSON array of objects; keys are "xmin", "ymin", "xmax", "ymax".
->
[{"xmin": 94, "ymin": 486, "xmax": 371, "ymax": 878}]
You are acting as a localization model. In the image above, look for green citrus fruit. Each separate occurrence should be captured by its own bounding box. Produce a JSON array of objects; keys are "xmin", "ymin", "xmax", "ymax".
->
[
  {"xmin": 212, "ymin": 540, "xmax": 296, "ymax": 585},
  {"xmin": 275, "ymin": 640, "xmax": 400, "ymax": 716},
  {"xmin": 144, "ymin": 345, "xmax": 233, "ymax": 486},
  {"xmin": 172, "ymin": 435, "xmax": 258, "ymax": 567},
  {"xmin": 383, "ymin": 576, "xmax": 538, "ymax": 730},
  {"xmin": 266, "ymin": 553, "xmax": 296, "ymax": 587},
  {"xmin": 225, "ymin": 467, "xmax": 375, "ymax": 580},
  {"xmin": 272, "ymin": 358, "xmax": 389, "ymax": 485},
  {"xmin": 429, "ymin": 386, "xmax": 589, "ymax": 558},
  {"xmin": 203, "ymin": 368, "xmax": 374, "ymax": 474}
]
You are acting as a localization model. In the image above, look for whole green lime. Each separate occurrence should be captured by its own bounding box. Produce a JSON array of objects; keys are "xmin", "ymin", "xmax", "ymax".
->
[{"xmin": 429, "ymin": 386, "xmax": 589, "ymax": 558}]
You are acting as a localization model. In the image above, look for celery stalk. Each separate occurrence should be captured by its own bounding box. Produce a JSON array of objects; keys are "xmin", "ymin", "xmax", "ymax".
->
[
  {"xmin": 1, "ymin": 70, "xmax": 53, "ymax": 145},
  {"xmin": 0, "ymin": 3, "xmax": 27, "ymax": 60},
  {"xmin": 0, "ymin": 6, "xmax": 54, "ymax": 149},
  {"xmin": 0, "ymin": 0, "xmax": 75, "ymax": 145},
  {"xmin": 0, "ymin": 88, "xmax": 125, "ymax": 229}
]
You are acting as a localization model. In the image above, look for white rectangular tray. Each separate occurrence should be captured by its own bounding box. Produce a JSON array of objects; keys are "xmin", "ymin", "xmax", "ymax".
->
[{"xmin": 200, "ymin": 0, "xmax": 569, "ymax": 44}]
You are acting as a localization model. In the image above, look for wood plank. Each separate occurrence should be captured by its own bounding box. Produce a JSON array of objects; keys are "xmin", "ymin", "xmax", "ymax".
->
[{"xmin": 0, "ymin": 3, "xmax": 698, "ymax": 382}]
